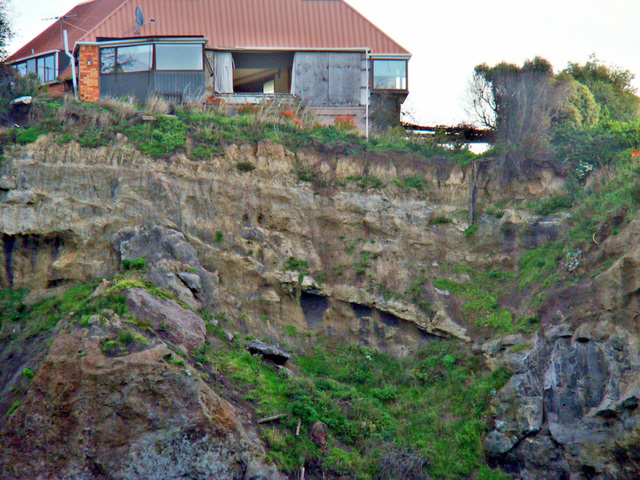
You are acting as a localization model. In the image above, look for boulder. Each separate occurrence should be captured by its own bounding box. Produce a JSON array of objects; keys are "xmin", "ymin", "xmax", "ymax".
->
[
  {"xmin": 246, "ymin": 339, "xmax": 291, "ymax": 365},
  {"xmin": 125, "ymin": 287, "xmax": 208, "ymax": 353}
]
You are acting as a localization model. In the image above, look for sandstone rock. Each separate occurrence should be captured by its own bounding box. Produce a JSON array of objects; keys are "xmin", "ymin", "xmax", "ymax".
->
[
  {"xmin": 0, "ymin": 175, "xmax": 16, "ymax": 190},
  {"xmin": 177, "ymin": 271, "xmax": 202, "ymax": 293},
  {"xmin": 125, "ymin": 287, "xmax": 207, "ymax": 353},
  {"xmin": 309, "ymin": 421, "xmax": 328, "ymax": 449},
  {"xmin": 0, "ymin": 323, "xmax": 284, "ymax": 480}
]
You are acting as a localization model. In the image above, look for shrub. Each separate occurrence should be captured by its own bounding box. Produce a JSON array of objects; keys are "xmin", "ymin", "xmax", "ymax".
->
[
  {"xmin": 127, "ymin": 115, "xmax": 187, "ymax": 157},
  {"xmin": 215, "ymin": 230, "xmax": 223, "ymax": 243},
  {"xmin": 15, "ymin": 126, "xmax": 41, "ymax": 144},
  {"xmin": 22, "ymin": 367, "xmax": 35, "ymax": 379},
  {"xmin": 121, "ymin": 257, "xmax": 147, "ymax": 271},
  {"xmin": 236, "ymin": 161, "xmax": 256, "ymax": 172},
  {"xmin": 463, "ymin": 224, "xmax": 478, "ymax": 237},
  {"xmin": 429, "ymin": 216, "xmax": 451, "ymax": 225},
  {"xmin": 7, "ymin": 400, "xmax": 21, "ymax": 417},
  {"xmin": 334, "ymin": 114, "xmax": 356, "ymax": 131}
]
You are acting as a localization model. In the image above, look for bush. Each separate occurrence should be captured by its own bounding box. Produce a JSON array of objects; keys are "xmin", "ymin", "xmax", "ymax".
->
[
  {"xmin": 121, "ymin": 257, "xmax": 147, "ymax": 271},
  {"xmin": 429, "ymin": 216, "xmax": 451, "ymax": 225},
  {"xmin": 15, "ymin": 126, "xmax": 41, "ymax": 144}
]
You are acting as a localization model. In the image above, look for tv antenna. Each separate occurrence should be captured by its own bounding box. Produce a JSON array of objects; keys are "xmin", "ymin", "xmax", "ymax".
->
[{"xmin": 134, "ymin": 7, "xmax": 155, "ymax": 34}]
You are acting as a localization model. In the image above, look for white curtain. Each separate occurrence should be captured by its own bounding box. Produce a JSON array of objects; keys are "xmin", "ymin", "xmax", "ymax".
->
[
  {"xmin": 290, "ymin": 52, "xmax": 301, "ymax": 95},
  {"xmin": 214, "ymin": 52, "xmax": 234, "ymax": 93}
]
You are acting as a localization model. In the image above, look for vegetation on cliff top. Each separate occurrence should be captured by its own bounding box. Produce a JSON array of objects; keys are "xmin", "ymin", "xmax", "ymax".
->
[{"xmin": 0, "ymin": 92, "xmax": 475, "ymax": 167}]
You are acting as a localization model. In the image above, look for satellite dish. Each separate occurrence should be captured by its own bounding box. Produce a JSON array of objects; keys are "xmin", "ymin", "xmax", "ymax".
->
[{"xmin": 135, "ymin": 7, "xmax": 144, "ymax": 27}]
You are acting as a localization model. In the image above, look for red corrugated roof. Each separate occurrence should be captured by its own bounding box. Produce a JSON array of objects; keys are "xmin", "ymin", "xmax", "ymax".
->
[
  {"xmin": 8, "ymin": 0, "xmax": 408, "ymax": 63},
  {"xmin": 6, "ymin": 0, "xmax": 127, "ymax": 62}
]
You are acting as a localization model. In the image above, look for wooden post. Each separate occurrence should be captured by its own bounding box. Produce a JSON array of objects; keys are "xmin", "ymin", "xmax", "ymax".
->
[{"xmin": 469, "ymin": 160, "xmax": 479, "ymax": 224}]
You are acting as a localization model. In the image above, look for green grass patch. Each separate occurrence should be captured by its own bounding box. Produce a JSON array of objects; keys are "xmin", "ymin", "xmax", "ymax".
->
[
  {"xmin": 205, "ymin": 336, "xmax": 510, "ymax": 479},
  {"xmin": 434, "ymin": 268, "xmax": 518, "ymax": 333},
  {"xmin": 517, "ymin": 242, "xmax": 563, "ymax": 290}
]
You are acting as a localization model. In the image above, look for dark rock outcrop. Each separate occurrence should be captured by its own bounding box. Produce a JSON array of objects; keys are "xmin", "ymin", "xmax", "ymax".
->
[
  {"xmin": 486, "ymin": 320, "xmax": 640, "ymax": 479},
  {"xmin": 246, "ymin": 339, "xmax": 291, "ymax": 365}
]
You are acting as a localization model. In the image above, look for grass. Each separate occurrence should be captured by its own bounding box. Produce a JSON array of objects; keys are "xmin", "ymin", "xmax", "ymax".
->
[
  {"xmin": 205, "ymin": 336, "xmax": 511, "ymax": 479},
  {"xmin": 284, "ymin": 256, "xmax": 310, "ymax": 283},
  {"xmin": 433, "ymin": 267, "xmax": 519, "ymax": 333},
  {"xmin": 393, "ymin": 175, "xmax": 431, "ymax": 192},
  {"xmin": 7, "ymin": 94, "xmax": 479, "ymax": 168}
]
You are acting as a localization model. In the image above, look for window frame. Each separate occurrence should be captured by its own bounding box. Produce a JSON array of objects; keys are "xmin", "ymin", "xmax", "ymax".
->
[
  {"xmin": 371, "ymin": 58, "xmax": 408, "ymax": 92},
  {"xmin": 12, "ymin": 53, "xmax": 58, "ymax": 83},
  {"xmin": 99, "ymin": 42, "xmax": 205, "ymax": 75},
  {"xmin": 155, "ymin": 43, "xmax": 204, "ymax": 71}
]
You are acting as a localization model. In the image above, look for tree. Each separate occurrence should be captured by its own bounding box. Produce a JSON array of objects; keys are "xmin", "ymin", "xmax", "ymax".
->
[
  {"xmin": 564, "ymin": 55, "xmax": 640, "ymax": 122},
  {"xmin": 469, "ymin": 57, "xmax": 572, "ymax": 180},
  {"xmin": 0, "ymin": 0, "xmax": 12, "ymax": 61},
  {"xmin": 552, "ymin": 74, "xmax": 600, "ymax": 129}
]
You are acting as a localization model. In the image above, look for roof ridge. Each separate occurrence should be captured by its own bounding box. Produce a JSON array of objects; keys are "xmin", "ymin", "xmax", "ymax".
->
[
  {"xmin": 77, "ymin": 0, "xmax": 131, "ymax": 43},
  {"xmin": 339, "ymin": 0, "xmax": 409, "ymax": 55}
]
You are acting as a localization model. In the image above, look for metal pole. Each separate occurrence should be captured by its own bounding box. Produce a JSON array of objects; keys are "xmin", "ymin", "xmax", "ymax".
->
[
  {"xmin": 365, "ymin": 48, "xmax": 370, "ymax": 140},
  {"xmin": 63, "ymin": 30, "xmax": 78, "ymax": 100}
]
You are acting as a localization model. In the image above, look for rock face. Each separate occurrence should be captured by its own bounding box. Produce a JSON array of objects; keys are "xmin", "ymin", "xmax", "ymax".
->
[
  {"xmin": 486, "ymin": 320, "xmax": 640, "ymax": 479},
  {"xmin": 125, "ymin": 287, "xmax": 208, "ymax": 353},
  {"xmin": 0, "ymin": 138, "xmax": 564, "ymax": 356},
  {"xmin": 0, "ymin": 299, "xmax": 283, "ymax": 480}
]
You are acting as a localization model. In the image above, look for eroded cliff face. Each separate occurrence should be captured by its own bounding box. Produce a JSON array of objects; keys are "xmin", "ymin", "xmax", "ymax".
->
[
  {"xmin": 7, "ymin": 135, "xmax": 636, "ymax": 479},
  {"xmin": 483, "ymin": 222, "xmax": 640, "ymax": 479},
  {"xmin": 0, "ymin": 136, "xmax": 562, "ymax": 354}
]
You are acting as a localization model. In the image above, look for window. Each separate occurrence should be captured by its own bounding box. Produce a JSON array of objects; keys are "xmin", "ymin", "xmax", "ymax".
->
[
  {"xmin": 13, "ymin": 54, "xmax": 57, "ymax": 82},
  {"xmin": 100, "ymin": 43, "xmax": 205, "ymax": 74},
  {"xmin": 373, "ymin": 59, "xmax": 407, "ymax": 90},
  {"xmin": 156, "ymin": 44, "xmax": 203, "ymax": 70},
  {"xmin": 44, "ymin": 55, "xmax": 56, "ymax": 82},
  {"xmin": 117, "ymin": 45, "xmax": 153, "ymax": 72},
  {"xmin": 100, "ymin": 48, "xmax": 116, "ymax": 74}
]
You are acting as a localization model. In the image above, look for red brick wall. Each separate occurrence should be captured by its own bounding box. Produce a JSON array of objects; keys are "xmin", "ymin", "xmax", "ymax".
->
[
  {"xmin": 78, "ymin": 45, "xmax": 99, "ymax": 102},
  {"xmin": 47, "ymin": 82, "xmax": 68, "ymax": 98}
]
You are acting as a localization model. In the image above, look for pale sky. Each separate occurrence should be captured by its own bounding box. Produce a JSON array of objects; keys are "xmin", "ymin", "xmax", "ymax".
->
[{"xmin": 7, "ymin": 0, "xmax": 640, "ymax": 125}]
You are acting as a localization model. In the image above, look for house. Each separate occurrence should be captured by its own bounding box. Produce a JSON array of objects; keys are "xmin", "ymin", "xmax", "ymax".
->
[{"xmin": 5, "ymin": 0, "xmax": 410, "ymax": 134}]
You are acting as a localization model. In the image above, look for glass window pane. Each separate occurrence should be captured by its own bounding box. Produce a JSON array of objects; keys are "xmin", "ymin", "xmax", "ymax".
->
[
  {"xmin": 44, "ymin": 55, "xmax": 56, "ymax": 82},
  {"xmin": 155, "ymin": 44, "xmax": 203, "ymax": 70},
  {"xmin": 100, "ymin": 48, "xmax": 116, "ymax": 74},
  {"xmin": 373, "ymin": 60, "xmax": 407, "ymax": 90},
  {"xmin": 17, "ymin": 63, "xmax": 27, "ymax": 76},
  {"xmin": 36, "ymin": 57, "xmax": 46, "ymax": 82},
  {"xmin": 26, "ymin": 59, "xmax": 36, "ymax": 74},
  {"xmin": 117, "ymin": 45, "xmax": 152, "ymax": 73}
]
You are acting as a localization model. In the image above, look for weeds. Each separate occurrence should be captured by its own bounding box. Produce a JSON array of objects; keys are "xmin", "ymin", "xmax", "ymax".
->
[{"xmin": 210, "ymin": 336, "xmax": 510, "ymax": 479}]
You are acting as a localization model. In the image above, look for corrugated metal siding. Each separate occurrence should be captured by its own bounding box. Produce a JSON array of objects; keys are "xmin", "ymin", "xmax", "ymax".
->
[
  {"xmin": 152, "ymin": 71, "xmax": 206, "ymax": 101},
  {"xmin": 99, "ymin": 71, "xmax": 205, "ymax": 101},
  {"xmin": 86, "ymin": 0, "xmax": 408, "ymax": 54},
  {"xmin": 100, "ymin": 71, "xmax": 152, "ymax": 99}
]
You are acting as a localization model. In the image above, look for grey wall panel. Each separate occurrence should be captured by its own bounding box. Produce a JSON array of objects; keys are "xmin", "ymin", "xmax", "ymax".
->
[
  {"xmin": 328, "ymin": 52, "xmax": 361, "ymax": 106},
  {"xmin": 293, "ymin": 52, "xmax": 362, "ymax": 107},
  {"xmin": 153, "ymin": 71, "xmax": 206, "ymax": 101},
  {"xmin": 293, "ymin": 52, "xmax": 329, "ymax": 106},
  {"xmin": 100, "ymin": 71, "xmax": 205, "ymax": 102},
  {"xmin": 100, "ymin": 72, "xmax": 153, "ymax": 100}
]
